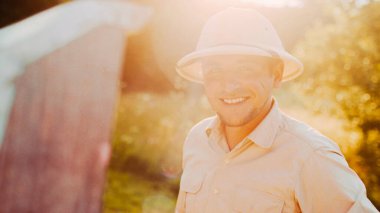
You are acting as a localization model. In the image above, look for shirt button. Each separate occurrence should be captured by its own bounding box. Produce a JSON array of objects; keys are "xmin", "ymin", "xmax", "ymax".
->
[{"xmin": 213, "ymin": 189, "xmax": 219, "ymax": 194}]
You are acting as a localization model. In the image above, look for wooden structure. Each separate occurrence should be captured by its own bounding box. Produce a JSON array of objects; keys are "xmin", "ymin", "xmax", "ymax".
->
[{"xmin": 0, "ymin": 1, "xmax": 150, "ymax": 212}]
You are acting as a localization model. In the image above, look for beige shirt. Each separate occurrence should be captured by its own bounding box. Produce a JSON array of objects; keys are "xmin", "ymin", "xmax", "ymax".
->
[{"xmin": 175, "ymin": 100, "xmax": 378, "ymax": 213}]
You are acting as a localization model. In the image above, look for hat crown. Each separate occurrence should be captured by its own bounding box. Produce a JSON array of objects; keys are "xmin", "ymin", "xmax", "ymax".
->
[
  {"xmin": 197, "ymin": 8, "xmax": 284, "ymax": 51},
  {"xmin": 175, "ymin": 7, "xmax": 303, "ymax": 83}
]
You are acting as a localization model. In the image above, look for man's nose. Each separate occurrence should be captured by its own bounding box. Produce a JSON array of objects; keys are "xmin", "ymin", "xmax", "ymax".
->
[{"xmin": 224, "ymin": 80, "xmax": 240, "ymax": 93}]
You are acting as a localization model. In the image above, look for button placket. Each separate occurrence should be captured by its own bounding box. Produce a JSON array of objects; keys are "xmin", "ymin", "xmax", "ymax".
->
[
  {"xmin": 224, "ymin": 158, "xmax": 230, "ymax": 164},
  {"xmin": 228, "ymin": 139, "xmax": 253, "ymax": 160},
  {"xmin": 213, "ymin": 188, "xmax": 219, "ymax": 194},
  {"xmin": 207, "ymin": 163, "xmax": 224, "ymax": 199},
  {"xmin": 224, "ymin": 151, "xmax": 236, "ymax": 165}
]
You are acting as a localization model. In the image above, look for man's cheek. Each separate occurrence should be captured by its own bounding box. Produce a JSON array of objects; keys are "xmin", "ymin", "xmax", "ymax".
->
[
  {"xmin": 249, "ymin": 80, "xmax": 272, "ymax": 95},
  {"xmin": 204, "ymin": 85, "xmax": 220, "ymax": 97}
]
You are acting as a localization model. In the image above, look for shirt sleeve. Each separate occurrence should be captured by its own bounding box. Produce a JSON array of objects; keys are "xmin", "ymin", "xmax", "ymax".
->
[
  {"xmin": 175, "ymin": 191, "xmax": 186, "ymax": 213},
  {"xmin": 175, "ymin": 134, "xmax": 190, "ymax": 213},
  {"xmin": 295, "ymin": 148, "xmax": 379, "ymax": 213}
]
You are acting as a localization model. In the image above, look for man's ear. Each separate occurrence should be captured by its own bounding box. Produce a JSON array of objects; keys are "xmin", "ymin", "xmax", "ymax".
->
[{"xmin": 273, "ymin": 61, "xmax": 284, "ymax": 88}]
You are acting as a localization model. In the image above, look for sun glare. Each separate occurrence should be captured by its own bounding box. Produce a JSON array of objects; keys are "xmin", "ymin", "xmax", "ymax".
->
[{"xmin": 240, "ymin": 0, "xmax": 303, "ymax": 7}]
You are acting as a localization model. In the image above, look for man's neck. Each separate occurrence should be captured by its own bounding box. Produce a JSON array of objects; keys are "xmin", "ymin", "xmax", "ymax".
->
[{"xmin": 223, "ymin": 99, "xmax": 274, "ymax": 151}]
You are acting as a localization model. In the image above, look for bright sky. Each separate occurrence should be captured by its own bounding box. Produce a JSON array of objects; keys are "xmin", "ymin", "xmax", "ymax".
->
[{"xmin": 240, "ymin": 0, "xmax": 303, "ymax": 7}]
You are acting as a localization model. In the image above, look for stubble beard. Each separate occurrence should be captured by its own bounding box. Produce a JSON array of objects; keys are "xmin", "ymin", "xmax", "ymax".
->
[{"xmin": 217, "ymin": 107, "xmax": 259, "ymax": 127}]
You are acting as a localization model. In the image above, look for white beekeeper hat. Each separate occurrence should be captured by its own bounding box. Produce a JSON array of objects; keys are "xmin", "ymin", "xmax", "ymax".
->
[{"xmin": 176, "ymin": 7, "xmax": 303, "ymax": 83}]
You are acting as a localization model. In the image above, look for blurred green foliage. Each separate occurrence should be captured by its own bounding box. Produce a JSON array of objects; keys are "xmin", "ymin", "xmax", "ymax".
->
[
  {"xmin": 103, "ymin": 91, "xmax": 212, "ymax": 212},
  {"xmin": 103, "ymin": 170, "xmax": 176, "ymax": 213},
  {"xmin": 109, "ymin": 92, "xmax": 211, "ymax": 177},
  {"xmin": 294, "ymin": 1, "xmax": 380, "ymax": 208}
]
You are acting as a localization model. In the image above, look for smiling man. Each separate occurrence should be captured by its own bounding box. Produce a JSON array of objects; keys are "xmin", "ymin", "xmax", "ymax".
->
[
  {"xmin": 174, "ymin": 7, "xmax": 378, "ymax": 213},
  {"xmin": 201, "ymin": 55, "xmax": 282, "ymax": 151}
]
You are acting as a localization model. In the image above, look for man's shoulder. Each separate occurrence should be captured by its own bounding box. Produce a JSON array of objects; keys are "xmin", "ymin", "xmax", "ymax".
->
[{"xmin": 280, "ymin": 113, "xmax": 342, "ymax": 154}]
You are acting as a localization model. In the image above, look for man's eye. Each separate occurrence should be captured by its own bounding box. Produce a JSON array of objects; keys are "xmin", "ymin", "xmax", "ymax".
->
[{"xmin": 205, "ymin": 68, "xmax": 220, "ymax": 75}]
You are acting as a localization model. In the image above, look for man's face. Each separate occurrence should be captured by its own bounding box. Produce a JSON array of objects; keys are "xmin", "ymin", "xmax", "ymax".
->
[{"xmin": 202, "ymin": 55, "xmax": 282, "ymax": 127}]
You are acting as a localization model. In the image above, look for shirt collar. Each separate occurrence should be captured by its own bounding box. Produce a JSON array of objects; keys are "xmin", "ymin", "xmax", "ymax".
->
[
  {"xmin": 205, "ymin": 115, "xmax": 221, "ymax": 137},
  {"xmin": 205, "ymin": 98, "xmax": 282, "ymax": 149}
]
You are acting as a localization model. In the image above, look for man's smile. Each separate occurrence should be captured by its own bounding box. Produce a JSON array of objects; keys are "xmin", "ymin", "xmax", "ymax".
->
[{"xmin": 220, "ymin": 97, "xmax": 249, "ymax": 105}]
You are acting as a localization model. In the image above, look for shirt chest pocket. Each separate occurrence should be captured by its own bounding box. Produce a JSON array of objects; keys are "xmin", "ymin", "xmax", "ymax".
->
[
  {"xmin": 232, "ymin": 187, "xmax": 285, "ymax": 213},
  {"xmin": 179, "ymin": 170, "xmax": 205, "ymax": 213}
]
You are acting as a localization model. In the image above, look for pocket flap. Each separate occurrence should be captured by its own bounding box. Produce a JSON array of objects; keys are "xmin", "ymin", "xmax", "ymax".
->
[{"xmin": 180, "ymin": 170, "xmax": 205, "ymax": 193}]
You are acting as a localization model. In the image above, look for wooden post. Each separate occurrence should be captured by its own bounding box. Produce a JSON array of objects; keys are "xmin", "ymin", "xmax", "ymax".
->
[{"xmin": 0, "ymin": 25, "xmax": 125, "ymax": 213}]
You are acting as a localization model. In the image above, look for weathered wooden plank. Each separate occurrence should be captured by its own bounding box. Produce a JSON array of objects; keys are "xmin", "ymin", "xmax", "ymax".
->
[{"xmin": 0, "ymin": 25, "xmax": 125, "ymax": 213}]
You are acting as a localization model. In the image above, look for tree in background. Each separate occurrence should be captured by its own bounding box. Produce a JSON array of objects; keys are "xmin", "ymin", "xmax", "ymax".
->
[
  {"xmin": 0, "ymin": 0, "xmax": 69, "ymax": 28},
  {"xmin": 294, "ymin": 1, "xmax": 380, "ymax": 208}
]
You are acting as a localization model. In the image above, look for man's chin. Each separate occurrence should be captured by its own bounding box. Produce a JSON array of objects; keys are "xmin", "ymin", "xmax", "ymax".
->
[{"xmin": 217, "ymin": 113, "xmax": 253, "ymax": 127}]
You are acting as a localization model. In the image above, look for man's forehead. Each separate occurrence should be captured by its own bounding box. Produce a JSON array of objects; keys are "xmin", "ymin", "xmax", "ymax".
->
[{"xmin": 200, "ymin": 55, "xmax": 275, "ymax": 66}]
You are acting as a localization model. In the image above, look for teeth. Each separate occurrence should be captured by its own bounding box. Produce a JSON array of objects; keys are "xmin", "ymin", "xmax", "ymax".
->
[{"xmin": 222, "ymin": 97, "xmax": 246, "ymax": 104}]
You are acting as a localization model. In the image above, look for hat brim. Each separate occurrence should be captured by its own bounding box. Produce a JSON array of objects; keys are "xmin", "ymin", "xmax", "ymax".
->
[{"xmin": 176, "ymin": 45, "xmax": 303, "ymax": 83}]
